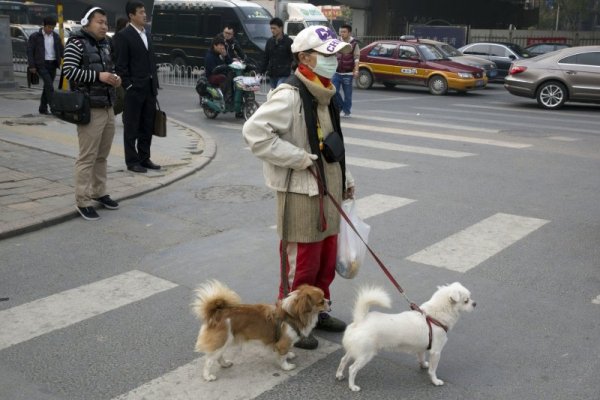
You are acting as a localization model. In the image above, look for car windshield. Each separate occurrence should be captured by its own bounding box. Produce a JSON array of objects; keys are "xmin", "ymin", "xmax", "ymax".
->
[
  {"xmin": 507, "ymin": 44, "xmax": 532, "ymax": 58},
  {"xmin": 239, "ymin": 6, "xmax": 272, "ymax": 40},
  {"xmin": 438, "ymin": 43, "xmax": 462, "ymax": 57},
  {"xmin": 417, "ymin": 44, "xmax": 447, "ymax": 61}
]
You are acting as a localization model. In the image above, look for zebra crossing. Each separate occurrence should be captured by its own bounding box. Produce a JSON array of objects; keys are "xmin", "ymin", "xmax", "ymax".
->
[{"xmin": 1, "ymin": 111, "xmax": 560, "ymax": 399}]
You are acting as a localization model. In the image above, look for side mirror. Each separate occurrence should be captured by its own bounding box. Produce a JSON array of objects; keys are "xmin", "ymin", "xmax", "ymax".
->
[{"xmin": 509, "ymin": 54, "xmax": 516, "ymax": 60}]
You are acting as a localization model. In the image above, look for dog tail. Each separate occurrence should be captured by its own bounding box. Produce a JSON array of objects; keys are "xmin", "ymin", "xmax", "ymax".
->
[
  {"xmin": 353, "ymin": 286, "xmax": 392, "ymax": 323},
  {"xmin": 191, "ymin": 280, "xmax": 241, "ymax": 321}
]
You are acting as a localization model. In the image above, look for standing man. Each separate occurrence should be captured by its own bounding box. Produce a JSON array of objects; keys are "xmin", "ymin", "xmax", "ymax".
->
[
  {"xmin": 114, "ymin": 0, "xmax": 160, "ymax": 173},
  {"xmin": 220, "ymin": 24, "xmax": 246, "ymax": 61},
  {"xmin": 62, "ymin": 6, "xmax": 121, "ymax": 221},
  {"xmin": 260, "ymin": 18, "xmax": 293, "ymax": 89},
  {"xmin": 332, "ymin": 24, "xmax": 360, "ymax": 118},
  {"xmin": 27, "ymin": 16, "xmax": 64, "ymax": 115}
]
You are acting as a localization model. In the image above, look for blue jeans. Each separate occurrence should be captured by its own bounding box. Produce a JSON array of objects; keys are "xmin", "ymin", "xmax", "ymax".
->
[{"xmin": 332, "ymin": 73, "xmax": 353, "ymax": 115}]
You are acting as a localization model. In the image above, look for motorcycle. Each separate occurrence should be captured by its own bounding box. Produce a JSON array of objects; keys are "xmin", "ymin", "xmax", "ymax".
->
[{"xmin": 196, "ymin": 60, "xmax": 261, "ymax": 121}]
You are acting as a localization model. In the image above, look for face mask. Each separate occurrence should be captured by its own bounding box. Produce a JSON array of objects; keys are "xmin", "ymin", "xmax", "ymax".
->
[{"xmin": 311, "ymin": 54, "xmax": 337, "ymax": 79}]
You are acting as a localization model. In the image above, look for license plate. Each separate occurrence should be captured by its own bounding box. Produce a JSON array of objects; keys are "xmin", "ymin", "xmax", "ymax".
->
[
  {"xmin": 488, "ymin": 70, "xmax": 497, "ymax": 78},
  {"xmin": 475, "ymin": 79, "xmax": 485, "ymax": 87}
]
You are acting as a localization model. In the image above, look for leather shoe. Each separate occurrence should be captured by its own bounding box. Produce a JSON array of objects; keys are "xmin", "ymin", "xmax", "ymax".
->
[
  {"xmin": 127, "ymin": 164, "xmax": 147, "ymax": 173},
  {"xmin": 141, "ymin": 160, "xmax": 161, "ymax": 170}
]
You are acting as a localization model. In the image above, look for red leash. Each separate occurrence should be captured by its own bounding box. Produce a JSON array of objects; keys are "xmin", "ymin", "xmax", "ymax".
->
[{"xmin": 308, "ymin": 167, "xmax": 448, "ymax": 348}]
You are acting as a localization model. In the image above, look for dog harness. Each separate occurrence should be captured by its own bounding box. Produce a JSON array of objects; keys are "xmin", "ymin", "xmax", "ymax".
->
[
  {"xmin": 274, "ymin": 313, "xmax": 303, "ymax": 341},
  {"xmin": 424, "ymin": 314, "xmax": 449, "ymax": 350}
]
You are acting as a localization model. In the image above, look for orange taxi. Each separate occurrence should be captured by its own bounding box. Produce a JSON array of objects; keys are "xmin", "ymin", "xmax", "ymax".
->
[{"xmin": 357, "ymin": 39, "xmax": 487, "ymax": 95}]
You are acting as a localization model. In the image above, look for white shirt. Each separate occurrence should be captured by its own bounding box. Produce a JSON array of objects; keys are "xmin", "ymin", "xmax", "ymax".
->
[
  {"xmin": 44, "ymin": 32, "xmax": 55, "ymax": 61},
  {"xmin": 131, "ymin": 24, "xmax": 148, "ymax": 50}
]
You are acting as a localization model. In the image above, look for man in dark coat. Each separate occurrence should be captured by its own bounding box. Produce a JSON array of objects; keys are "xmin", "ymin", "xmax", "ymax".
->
[
  {"xmin": 260, "ymin": 18, "xmax": 293, "ymax": 89},
  {"xmin": 27, "ymin": 16, "xmax": 64, "ymax": 114},
  {"xmin": 114, "ymin": 0, "xmax": 160, "ymax": 173}
]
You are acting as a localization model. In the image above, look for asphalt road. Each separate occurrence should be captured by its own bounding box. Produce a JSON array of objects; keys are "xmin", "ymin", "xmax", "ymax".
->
[{"xmin": 1, "ymin": 82, "xmax": 599, "ymax": 400}]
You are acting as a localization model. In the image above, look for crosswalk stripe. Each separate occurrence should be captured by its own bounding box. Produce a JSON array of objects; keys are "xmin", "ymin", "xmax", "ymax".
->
[
  {"xmin": 406, "ymin": 213, "xmax": 549, "ymax": 272},
  {"xmin": 348, "ymin": 114, "xmax": 497, "ymax": 134},
  {"xmin": 345, "ymin": 156, "xmax": 407, "ymax": 170},
  {"xmin": 343, "ymin": 121, "xmax": 530, "ymax": 149},
  {"xmin": 0, "ymin": 270, "xmax": 178, "ymax": 351},
  {"xmin": 356, "ymin": 194, "xmax": 416, "ymax": 220},
  {"xmin": 112, "ymin": 338, "xmax": 341, "ymax": 400},
  {"xmin": 345, "ymin": 137, "xmax": 476, "ymax": 158}
]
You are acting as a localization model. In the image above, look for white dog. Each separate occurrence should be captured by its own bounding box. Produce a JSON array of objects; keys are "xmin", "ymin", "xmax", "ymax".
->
[{"xmin": 336, "ymin": 282, "xmax": 476, "ymax": 391}]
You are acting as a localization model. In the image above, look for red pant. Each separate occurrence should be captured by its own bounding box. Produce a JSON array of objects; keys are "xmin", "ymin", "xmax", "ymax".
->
[{"xmin": 278, "ymin": 235, "xmax": 338, "ymax": 301}]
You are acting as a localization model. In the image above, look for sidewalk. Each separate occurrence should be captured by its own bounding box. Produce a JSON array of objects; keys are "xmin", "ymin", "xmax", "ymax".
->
[{"xmin": 0, "ymin": 84, "xmax": 215, "ymax": 240}]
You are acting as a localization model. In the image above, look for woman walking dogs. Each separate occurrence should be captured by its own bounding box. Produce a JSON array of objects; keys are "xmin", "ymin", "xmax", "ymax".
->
[{"xmin": 243, "ymin": 26, "xmax": 355, "ymax": 350}]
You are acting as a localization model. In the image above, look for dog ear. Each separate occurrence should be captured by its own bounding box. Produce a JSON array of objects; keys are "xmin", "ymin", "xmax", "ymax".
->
[{"xmin": 449, "ymin": 289, "xmax": 461, "ymax": 304}]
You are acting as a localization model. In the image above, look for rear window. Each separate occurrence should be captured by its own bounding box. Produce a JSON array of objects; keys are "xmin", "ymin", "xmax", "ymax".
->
[
  {"xmin": 559, "ymin": 52, "xmax": 600, "ymax": 66},
  {"xmin": 507, "ymin": 44, "xmax": 532, "ymax": 58}
]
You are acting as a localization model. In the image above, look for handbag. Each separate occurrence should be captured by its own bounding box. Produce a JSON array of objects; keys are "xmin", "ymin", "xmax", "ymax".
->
[
  {"xmin": 322, "ymin": 130, "xmax": 345, "ymax": 163},
  {"xmin": 50, "ymin": 68, "xmax": 90, "ymax": 125},
  {"xmin": 28, "ymin": 70, "xmax": 39, "ymax": 86},
  {"xmin": 154, "ymin": 100, "xmax": 167, "ymax": 137}
]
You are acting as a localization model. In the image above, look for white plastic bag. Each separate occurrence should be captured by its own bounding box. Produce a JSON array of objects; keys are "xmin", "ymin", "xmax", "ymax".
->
[{"xmin": 336, "ymin": 200, "xmax": 371, "ymax": 279}]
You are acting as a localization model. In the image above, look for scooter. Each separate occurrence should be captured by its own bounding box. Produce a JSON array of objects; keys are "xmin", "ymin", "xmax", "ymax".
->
[{"xmin": 196, "ymin": 60, "xmax": 261, "ymax": 121}]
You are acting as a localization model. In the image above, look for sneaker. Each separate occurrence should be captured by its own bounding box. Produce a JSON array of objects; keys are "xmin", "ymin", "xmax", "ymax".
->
[
  {"xmin": 294, "ymin": 334, "xmax": 318, "ymax": 350},
  {"xmin": 315, "ymin": 313, "xmax": 346, "ymax": 332},
  {"xmin": 342, "ymin": 112, "xmax": 351, "ymax": 118},
  {"xmin": 76, "ymin": 206, "xmax": 100, "ymax": 221},
  {"xmin": 93, "ymin": 195, "xmax": 119, "ymax": 210}
]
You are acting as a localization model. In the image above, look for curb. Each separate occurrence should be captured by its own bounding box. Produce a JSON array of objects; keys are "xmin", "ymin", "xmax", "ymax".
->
[{"xmin": 0, "ymin": 117, "xmax": 216, "ymax": 240}]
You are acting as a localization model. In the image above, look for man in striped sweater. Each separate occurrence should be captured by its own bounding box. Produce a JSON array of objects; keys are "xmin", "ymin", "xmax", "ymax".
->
[{"xmin": 62, "ymin": 7, "xmax": 122, "ymax": 221}]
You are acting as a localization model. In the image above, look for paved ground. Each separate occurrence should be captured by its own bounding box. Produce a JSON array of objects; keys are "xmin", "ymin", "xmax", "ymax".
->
[{"xmin": 0, "ymin": 85, "xmax": 215, "ymax": 240}]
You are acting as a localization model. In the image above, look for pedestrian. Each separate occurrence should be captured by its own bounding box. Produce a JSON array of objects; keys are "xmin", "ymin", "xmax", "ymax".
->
[
  {"xmin": 260, "ymin": 17, "xmax": 293, "ymax": 89},
  {"xmin": 114, "ymin": 0, "xmax": 160, "ymax": 173},
  {"xmin": 204, "ymin": 35, "xmax": 239, "ymax": 116},
  {"xmin": 62, "ymin": 6, "xmax": 121, "ymax": 221},
  {"xmin": 27, "ymin": 16, "xmax": 64, "ymax": 115},
  {"xmin": 332, "ymin": 24, "xmax": 360, "ymax": 118},
  {"xmin": 219, "ymin": 23, "xmax": 246, "ymax": 61},
  {"xmin": 243, "ymin": 26, "xmax": 355, "ymax": 350}
]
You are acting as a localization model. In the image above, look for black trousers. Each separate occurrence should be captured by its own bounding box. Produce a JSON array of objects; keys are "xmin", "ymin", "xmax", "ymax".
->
[
  {"xmin": 39, "ymin": 60, "xmax": 58, "ymax": 112},
  {"xmin": 123, "ymin": 81, "xmax": 156, "ymax": 167}
]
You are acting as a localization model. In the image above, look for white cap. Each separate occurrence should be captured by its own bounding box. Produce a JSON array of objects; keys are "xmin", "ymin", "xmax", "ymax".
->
[{"xmin": 291, "ymin": 26, "xmax": 351, "ymax": 55}]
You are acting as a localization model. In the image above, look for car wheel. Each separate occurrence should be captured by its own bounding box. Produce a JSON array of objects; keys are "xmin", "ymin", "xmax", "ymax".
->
[
  {"xmin": 428, "ymin": 75, "xmax": 448, "ymax": 95},
  {"xmin": 356, "ymin": 69, "xmax": 373, "ymax": 89},
  {"xmin": 383, "ymin": 82, "xmax": 396, "ymax": 89},
  {"xmin": 536, "ymin": 81, "xmax": 567, "ymax": 109}
]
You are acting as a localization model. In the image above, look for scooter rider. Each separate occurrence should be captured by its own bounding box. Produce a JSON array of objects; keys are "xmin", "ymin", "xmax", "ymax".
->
[{"xmin": 205, "ymin": 36, "xmax": 239, "ymax": 115}]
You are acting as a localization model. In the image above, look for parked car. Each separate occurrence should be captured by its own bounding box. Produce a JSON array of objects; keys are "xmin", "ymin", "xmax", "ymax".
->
[
  {"xmin": 504, "ymin": 46, "xmax": 600, "ymax": 109},
  {"xmin": 416, "ymin": 38, "xmax": 499, "ymax": 81},
  {"xmin": 459, "ymin": 42, "xmax": 532, "ymax": 80},
  {"xmin": 10, "ymin": 24, "xmax": 39, "ymax": 60},
  {"xmin": 357, "ymin": 40, "xmax": 487, "ymax": 95},
  {"xmin": 525, "ymin": 42, "xmax": 571, "ymax": 57}
]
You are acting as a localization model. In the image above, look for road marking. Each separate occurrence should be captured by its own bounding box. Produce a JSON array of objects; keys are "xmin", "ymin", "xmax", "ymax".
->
[
  {"xmin": 184, "ymin": 109, "xmax": 203, "ymax": 113},
  {"xmin": 0, "ymin": 270, "xmax": 178, "ymax": 351},
  {"xmin": 345, "ymin": 137, "xmax": 476, "ymax": 158},
  {"xmin": 348, "ymin": 114, "xmax": 497, "ymax": 134},
  {"xmin": 592, "ymin": 295, "xmax": 600, "ymax": 305},
  {"xmin": 353, "ymin": 95, "xmax": 424, "ymax": 103},
  {"xmin": 112, "ymin": 338, "xmax": 340, "ymax": 400},
  {"xmin": 548, "ymin": 136, "xmax": 580, "ymax": 142},
  {"xmin": 343, "ymin": 121, "xmax": 530, "ymax": 149},
  {"xmin": 345, "ymin": 156, "xmax": 407, "ymax": 170},
  {"xmin": 407, "ymin": 213, "xmax": 549, "ymax": 272},
  {"xmin": 356, "ymin": 194, "xmax": 416, "ymax": 220}
]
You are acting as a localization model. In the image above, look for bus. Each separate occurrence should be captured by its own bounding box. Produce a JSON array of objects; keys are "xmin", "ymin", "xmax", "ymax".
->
[{"xmin": 0, "ymin": 1, "xmax": 57, "ymax": 25}]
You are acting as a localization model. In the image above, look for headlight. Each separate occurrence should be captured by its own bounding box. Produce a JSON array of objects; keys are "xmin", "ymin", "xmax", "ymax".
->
[{"xmin": 458, "ymin": 72, "xmax": 473, "ymax": 79}]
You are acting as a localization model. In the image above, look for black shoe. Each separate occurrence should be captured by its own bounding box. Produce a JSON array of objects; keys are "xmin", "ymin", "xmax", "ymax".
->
[
  {"xmin": 315, "ymin": 313, "xmax": 346, "ymax": 332},
  {"xmin": 140, "ymin": 160, "xmax": 161, "ymax": 170},
  {"xmin": 294, "ymin": 334, "xmax": 318, "ymax": 350},
  {"xmin": 127, "ymin": 165, "xmax": 147, "ymax": 173},
  {"xmin": 93, "ymin": 195, "xmax": 119, "ymax": 210},
  {"xmin": 76, "ymin": 206, "xmax": 100, "ymax": 221}
]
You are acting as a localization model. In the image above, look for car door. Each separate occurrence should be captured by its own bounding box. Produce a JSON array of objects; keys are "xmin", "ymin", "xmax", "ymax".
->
[
  {"xmin": 488, "ymin": 45, "xmax": 515, "ymax": 77},
  {"xmin": 366, "ymin": 43, "xmax": 400, "ymax": 83},
  {"xmin": 559, "ymin": 51, "xmax": 600, "ymax": 100},
  {"xmin": 394, "ymin": 44, "xmax": 422, "ymax": 85}
]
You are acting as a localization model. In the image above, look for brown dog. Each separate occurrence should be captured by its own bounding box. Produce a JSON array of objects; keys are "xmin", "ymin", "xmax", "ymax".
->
[{"xmin": 192, "ymin": 280, "xmax": 329, "ymax": 381}]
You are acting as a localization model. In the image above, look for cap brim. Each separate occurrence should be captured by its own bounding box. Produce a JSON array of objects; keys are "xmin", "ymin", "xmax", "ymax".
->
[{"xmin": 314, "ymin": 39, "xmax": 351, "ymax": 55}]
